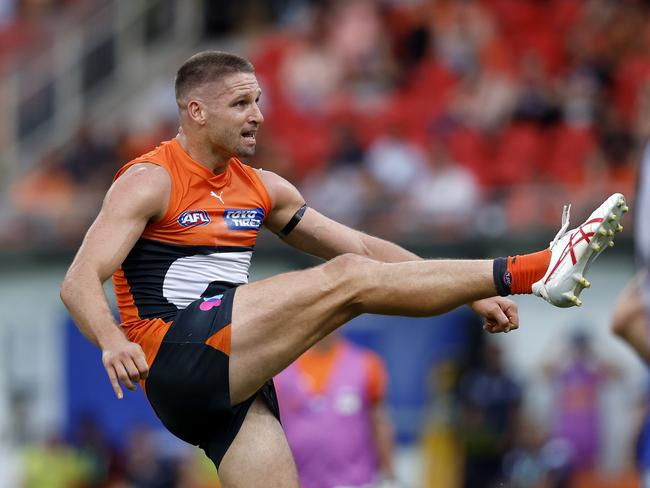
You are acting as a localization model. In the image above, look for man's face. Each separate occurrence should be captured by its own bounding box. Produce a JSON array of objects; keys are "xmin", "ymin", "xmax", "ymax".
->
[{"xmin": 197, "ymin": 72, "xmax": 264, "ymax": 159}]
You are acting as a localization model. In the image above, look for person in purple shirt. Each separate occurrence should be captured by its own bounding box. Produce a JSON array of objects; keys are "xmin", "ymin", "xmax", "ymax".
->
[
  {"xmin": 543, "ymin": 331, "xmax": 618, "ymax": 472},
  {"xmin": 275, "ymin": 332, "xmax": 396, "ymax": 488}
]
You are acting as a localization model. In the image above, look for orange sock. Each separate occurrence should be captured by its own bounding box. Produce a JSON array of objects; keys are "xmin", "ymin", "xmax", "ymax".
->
[{"xmin": 507, "ymin": 249, "xmax": 551, "ymax": 294}]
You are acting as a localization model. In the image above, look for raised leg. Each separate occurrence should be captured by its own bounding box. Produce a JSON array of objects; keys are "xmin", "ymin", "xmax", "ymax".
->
[{"xmin": 229, "ymin": 254, "xmax": 496, "ymax": 403}]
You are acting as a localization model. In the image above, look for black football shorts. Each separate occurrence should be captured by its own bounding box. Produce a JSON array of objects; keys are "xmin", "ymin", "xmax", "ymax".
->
[{"xmin": 145, "ymin": 286, "xmax": 280, "ymax": 469}]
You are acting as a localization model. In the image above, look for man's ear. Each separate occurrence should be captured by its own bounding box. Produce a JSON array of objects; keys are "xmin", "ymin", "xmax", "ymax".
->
[{"xmin": 187, "ymin": 99, "xmax": 206, "ymax": 125}]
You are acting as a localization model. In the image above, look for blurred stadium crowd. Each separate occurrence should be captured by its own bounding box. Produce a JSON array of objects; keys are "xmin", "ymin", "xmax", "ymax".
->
[
  {"xmin": 1, "ymin": 0, "xmax": 647, "ymax": 248},
  {"xmin": 0, "ymin": 0, "xmax": 646, "ymax": 487}
]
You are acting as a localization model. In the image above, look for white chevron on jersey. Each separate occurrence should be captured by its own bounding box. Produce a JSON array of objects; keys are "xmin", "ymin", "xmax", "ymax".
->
[{"xmin": 163, "ymin": 251, "xmax": 252, "ymax": 308}]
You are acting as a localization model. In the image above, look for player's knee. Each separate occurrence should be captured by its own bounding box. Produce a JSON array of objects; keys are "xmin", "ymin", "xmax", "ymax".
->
[
  {"xmin": 322, "ymin": 253, "xmax": 378, "ymax": 306},
  {"xmin": 324, "ymin": 253, "xmax": 376, "ymax": 281}
]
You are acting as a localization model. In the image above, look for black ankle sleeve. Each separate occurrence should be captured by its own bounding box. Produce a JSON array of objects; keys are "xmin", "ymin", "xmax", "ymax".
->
[{"xmin": 493, "ymin": 257, "xmax": 512, "ymax": 297}]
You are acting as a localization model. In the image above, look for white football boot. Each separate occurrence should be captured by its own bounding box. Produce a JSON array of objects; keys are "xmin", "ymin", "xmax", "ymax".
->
[{"xmin": 532, "ymin": 193, "xmax": 628, "ymax": 307}]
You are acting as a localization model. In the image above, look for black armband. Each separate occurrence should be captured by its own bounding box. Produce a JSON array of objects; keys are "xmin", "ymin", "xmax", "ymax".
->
[{"xmin": 278, "ymin": 204, "xmax": 307, "ymax": 238}]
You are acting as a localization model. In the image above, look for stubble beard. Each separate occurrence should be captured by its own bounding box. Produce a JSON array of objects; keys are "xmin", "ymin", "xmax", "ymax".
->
[{"xmin": 236, "ymin": 142, "xmax": 256, "ymax": 159}]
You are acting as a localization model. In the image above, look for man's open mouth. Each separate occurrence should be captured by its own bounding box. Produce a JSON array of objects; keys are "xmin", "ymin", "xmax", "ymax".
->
[{"xmin": 241, "ymin": 130, "xmax": 256, "ymax": 143}]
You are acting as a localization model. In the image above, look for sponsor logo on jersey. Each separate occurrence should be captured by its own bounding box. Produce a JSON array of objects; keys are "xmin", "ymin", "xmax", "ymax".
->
[
  {"xmin": 178, "ymin": 210, "xmax": 211, "ymax": 227},
  {"xmin": 223, "ymin": 208, "xmax": 265, "ymax": 230},
  {"xmin": 210, "ymin": 191, "xmax": 225, "ymax": 205}
]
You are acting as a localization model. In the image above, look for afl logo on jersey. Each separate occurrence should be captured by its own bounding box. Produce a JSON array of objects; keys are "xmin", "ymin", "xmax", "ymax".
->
[
  {"xmin": 223, "ymin": 208, "xmax": 265, "ymax": 230},
  {"xmin": 178, "ymin": 210, "xmax": 211, "ymax": 227}
]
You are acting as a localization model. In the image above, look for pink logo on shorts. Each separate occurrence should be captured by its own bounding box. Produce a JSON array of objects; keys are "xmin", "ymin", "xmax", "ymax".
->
[{"xmin": 199, "ymin": 294, "xmax": 223, "ymax": 311}]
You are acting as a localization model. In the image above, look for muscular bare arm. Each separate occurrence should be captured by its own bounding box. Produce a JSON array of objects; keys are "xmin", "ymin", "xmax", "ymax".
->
[
  {"xmin": 260, "ymin": 169, "xmax": 421, "ymax": 262},
  {"xmin": 259, "ymin": 169, "xmax": 518, "ymax": 333},
  {"xmin": 60, "ymin": 163, "xmax": 170, "ymax": 398}
]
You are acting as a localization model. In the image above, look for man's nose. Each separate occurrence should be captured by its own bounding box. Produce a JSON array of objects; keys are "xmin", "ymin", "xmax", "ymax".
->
[{"xmin": 249, "ymin": 103, "xmax": 264, "ymax": 125}]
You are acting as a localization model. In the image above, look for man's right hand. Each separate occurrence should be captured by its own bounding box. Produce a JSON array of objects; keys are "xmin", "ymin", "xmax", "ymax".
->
[{"xmin": 101, "ymin": 336, "xmax": 149, "ymax": 399}]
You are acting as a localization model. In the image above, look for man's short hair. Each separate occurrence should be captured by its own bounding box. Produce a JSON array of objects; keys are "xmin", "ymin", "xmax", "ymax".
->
[{"xmin": 175, "ymin": 51, "xmax": 255, "ymax": 103}]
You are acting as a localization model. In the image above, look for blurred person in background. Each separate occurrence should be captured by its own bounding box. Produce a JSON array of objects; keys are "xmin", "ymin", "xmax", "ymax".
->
[
  {"xmin": 300, "ymin": 124, "xmax": 370, "ymax": 229},
  {"xmin": 543, "ymin": 330, "xmax": 618, "ymax": 479},
  {"xmin": 502, "ymin": 416, "xmax": 573, "ymax": 488},
  {"xmin": 421, "ymin": 358, "xmax": 464, "ymax": 488},
  {"xmin": 612, "ymin": 142, "xmax": 650, "ymax": 486},
  {"xmin": 363, "ymin": 123, "xmax": 429, "ymax": 198},
  {"xmin": 59, "ymin": 50, "xmax": 627, "ymax": 487},
  {"xmin": 72, "ymin": 414, "xmax": 124, "ymax": 488},
  {"xmin": 21, "ymin": 431, "xmax": 92, "ymax": 488},
  {"xmin": 458, "ymin": 341, "xmax": 522, "ymax": 488},
  {"xmin": 122, "ymin": 426, "xmax": 179, "ymax": 488},
  {"xmin": 409, "ymin": 143, "xmax": 479, "ymax": 239},
  {"xmin": 275, "ymin": 331, "xmax": 396, "ymax": 488}
]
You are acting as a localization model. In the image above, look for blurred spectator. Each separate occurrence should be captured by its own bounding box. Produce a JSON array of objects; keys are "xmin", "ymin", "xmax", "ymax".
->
[
  {"xmin": 502, "ymin": 416, "xmax": 573, "ymax": 488},
  {"xmin": 431, "ymin": 0, "xmax": 494, "ymax": 77},
  {"xmin": 275, "ymin": 332, "xmax": 396, "ymax": 488},
  {"xmin": 363, "ymin": 124, "xmax": 429, "ymax": 195},
  {"xmin": 543, "ymin": 330, "xmax": 618, "ymax": 475},
  {"xmin": 410, "ymin": 143, "xmax": 479, "ymax": 238},
  {"xmin": 123, "ymin": 426, "xmax": 179, "ymax": 488},
  {"xmin": 635, "ymin": 81, "xmax": 650, "ymax": 142},
  {"xmin": 301, "ymin": 165, "xmax": 372, "ymax": 228},
  {"xmin": 449, "ymin": 65, "xmax": 517, "ymax": 133},
  {"xmin": 279, "ymin": 16, "xmax": 343, "ymax": 113},
  {"xmin": 458, "ymin": 341, "xmax": 522, "ymax": 488},
  {"xmin": 330, "ymin": 124, "xmax": 365, "ymax": 168},
  {"xmin": 61, "ymin": 125, "xmax": 117, "ymax": 187},
  {"xmin": 512, "ymin": 52, "xmax": 560, "ymax": 126},
  {"xmin": 22, "ymin": 432, "xmax": 92, "ymax": 488},
  {"xmin": 560, "ymin": 68, "xmax": 599, "ymax": 130},
  {"xmin": 300, "ymin": 123, "xmax": 371, "ymax": 227},
  {"xmin": 360, "ymin": 123, "xmax": 431, "ymax": 236},
  {"xmin": 421, "ymin": 359, "xmax": 464, "ymax": 488},
  {"xmin": 72, "ymin": 414, "xmax": 124, "ymax": 488},
  {"xmin": 327, "ymin": 0, "xmax": 397, "ymax": 105},
  {"xmin": 9, "ymin": 147, "xmax": 74, "ymax": 222},
  {"xmin": 596, "ymin": 107, "xmax": 637, "ymax": 194}
]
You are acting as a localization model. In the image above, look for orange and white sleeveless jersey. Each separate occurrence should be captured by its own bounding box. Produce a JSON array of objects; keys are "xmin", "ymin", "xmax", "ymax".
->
[{"xmin": 112, "ymin": 138, "xmax": 272, "ymax": 327}]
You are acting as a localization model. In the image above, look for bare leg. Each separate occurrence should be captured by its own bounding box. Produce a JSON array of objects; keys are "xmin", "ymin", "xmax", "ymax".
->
[
  {"xmin": 219, "ymin": 396, "xmax": 299, "ymax": 488},
  {"xmin": 229, "ymin": 254, "xmax": 496, "ymax": 403}
]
